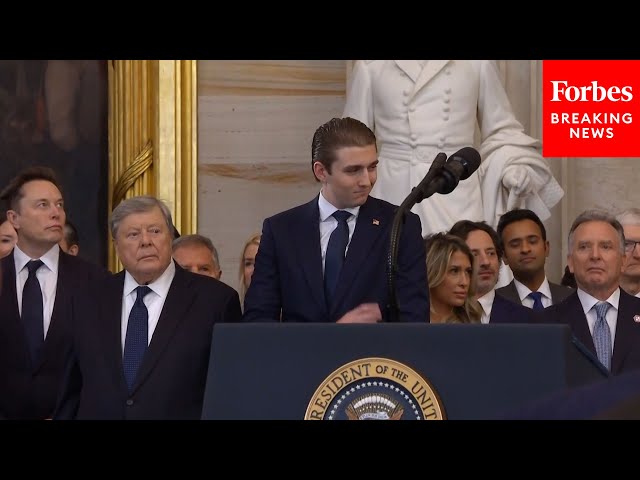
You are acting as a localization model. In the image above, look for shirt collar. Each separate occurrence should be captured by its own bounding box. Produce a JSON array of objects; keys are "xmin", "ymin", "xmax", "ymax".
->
[
  {"xmin": 576, "ymin": 287, "xmax": 621, "ymax": 314},
  {"xmin": 477, "ymin": 289, "xmax": 496, "ymax": 316},
  {"xmin": 318, "ymin": 191, "xmax": 360, "ymax": 222},
  {"xmin": 513, "ymin": 276, "xmax": 552, "ymax": 302},
  {"xmin": 13, "ymin": 243, "xmax": 60, "ymax": 275},
  {"xmin": 123, "ymin": 260, "xmax": 176, "ymax": 299}
]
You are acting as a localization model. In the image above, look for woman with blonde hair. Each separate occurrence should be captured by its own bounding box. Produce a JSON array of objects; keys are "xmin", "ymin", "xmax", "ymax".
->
[
  {"xmin": 238, "ymin": 233, "xmax": 261, "ymax": 307},
  {"xmin": 425, "ymin": 233, "xmax": 482, "ymax": 324}
]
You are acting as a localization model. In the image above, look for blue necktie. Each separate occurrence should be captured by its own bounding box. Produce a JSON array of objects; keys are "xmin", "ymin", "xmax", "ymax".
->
[
  {"xmin": 22, "ymin": 259, "xmax": 44, "ymax": 367},
  {"xmin": 593, "ymin": 301, "xmax": 612, "ymax": 371},
  {"xmin": 324, "ymin": 210, "xmax": 351, "ymax": 307},
  {"xmin": 528, "ymin": 291, "xmax": 545, "ymax": 311},
  {"xmin": 123, "ymin": 286, "xmax": 152, "ymax": 391}
]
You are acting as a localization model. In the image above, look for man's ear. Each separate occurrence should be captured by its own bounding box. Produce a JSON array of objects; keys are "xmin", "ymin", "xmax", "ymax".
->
[
  {"xmin": 6, "ymin": 210, "xmax": 19, "ymax": 229},
  {"xmin": 68, "ymin": 244, "xmax": 79, "ymax": 256},
  {"xmin": 312, "ymin": 161, "xmax": 327, "ymax": 182}
]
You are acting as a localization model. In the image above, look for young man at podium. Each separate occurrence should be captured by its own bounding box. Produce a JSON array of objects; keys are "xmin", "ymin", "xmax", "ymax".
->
[{"xmin": 242, "ymin": 117, "xmax": 429, "ymax": 324}]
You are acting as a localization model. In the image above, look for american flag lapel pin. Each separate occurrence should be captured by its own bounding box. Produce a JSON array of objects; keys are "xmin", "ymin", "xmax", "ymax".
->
[
  {"xmin": 634, "ymin": 315, "xmax": 640, "ymax": 323},
  {"xmin": 372, "ymin": 219, "xmax": 380, "ymax": 226}
]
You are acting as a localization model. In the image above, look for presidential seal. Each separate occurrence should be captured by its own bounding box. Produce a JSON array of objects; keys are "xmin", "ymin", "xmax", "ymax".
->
[{"xmin": 304, "ymin": 357, "xmax": 445, "ymax": 420}]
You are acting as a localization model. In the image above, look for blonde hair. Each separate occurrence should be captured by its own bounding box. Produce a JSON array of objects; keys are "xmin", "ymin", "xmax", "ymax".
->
[
  {"xmin": 424, "ymin": 233, "xmax": 482, "ymax": 324},
  {"xmin": 238, "ymin": 232, "xmax": 261, "ymax": 306}
]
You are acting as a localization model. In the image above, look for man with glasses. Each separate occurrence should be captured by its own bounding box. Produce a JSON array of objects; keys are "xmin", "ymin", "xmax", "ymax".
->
[{"xmin": 616, "ymin": 208, "xmax": 640, "ymax": 297}]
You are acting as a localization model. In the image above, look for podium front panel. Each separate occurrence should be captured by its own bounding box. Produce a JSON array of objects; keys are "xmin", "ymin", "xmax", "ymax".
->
[{"xmin": 202, "ymin": 323, "xmax": 606, "ymax": 420}]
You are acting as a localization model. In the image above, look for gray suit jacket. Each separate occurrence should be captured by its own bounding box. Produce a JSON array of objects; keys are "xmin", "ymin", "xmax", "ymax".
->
[{"xmin": 496, "ymin": 279, "xmax": 574, "ymax": 307}]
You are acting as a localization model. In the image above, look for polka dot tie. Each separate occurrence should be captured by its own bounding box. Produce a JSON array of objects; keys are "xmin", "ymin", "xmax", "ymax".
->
[{"xmin": 123, "ymin": 286, "xmax": 152, "ymax": 391}]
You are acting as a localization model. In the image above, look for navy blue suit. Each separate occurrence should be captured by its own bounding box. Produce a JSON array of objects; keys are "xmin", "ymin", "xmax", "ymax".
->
[
  {"xmin": 54, "ymin": 263, "xmax": 242, "ymax": 420},
  {"xmin": 489, "ymin": 293, "xmax": 537, "ymax": 324},
  {"xmin": 542, "ymin": 289, "xmax": 640, "ymax": 376},
  {"xmin": 243, "ymin": 195, "xmax": 429, "ymax": 323}
]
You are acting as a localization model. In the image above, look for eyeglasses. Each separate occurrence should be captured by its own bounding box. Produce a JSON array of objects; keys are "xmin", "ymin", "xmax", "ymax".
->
[{"xmin": 624, "ymin": 240, "xmax": 640, "ymax": 252}]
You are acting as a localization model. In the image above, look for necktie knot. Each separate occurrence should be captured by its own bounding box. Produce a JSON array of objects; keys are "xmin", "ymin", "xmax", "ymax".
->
[
  {"xmin": 26, "ymin": 259, "xmax": 44, "ymax": 276},
  {"xmin": 135, "ymin": 286, "xmax": 152, "ymax": 304},
  {"xmin": 594, "ymin": 301, "xmax": 610, "ymax": 319},
  {"xmin": 333, "ymin": 210, "xmax": 351, "ymax": 224},
  {"xmin": 528, "ymin": 291, "xmax": 544, "ymax": 311}
]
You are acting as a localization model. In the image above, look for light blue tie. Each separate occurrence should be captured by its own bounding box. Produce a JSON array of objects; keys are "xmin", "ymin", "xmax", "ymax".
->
[{"xmin": 593, "ymin": 301, "xmax": 612, "ymax": 371}]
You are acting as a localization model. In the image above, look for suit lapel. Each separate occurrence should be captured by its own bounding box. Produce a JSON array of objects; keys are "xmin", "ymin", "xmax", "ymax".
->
[
  {"xmin": 612, "ymin": 290, "xmax": 636, "ymax": 374},
  {"xmin": 412, "ymin": 60, "xmax": 450, "ymax": 98},
  {"xmin": 331, "ymin": 198, "xmax": 383, "ymax": 314},
  {"xmin": 0, "ymin": 253, "xmax": 27, "ymax": 355},
  {"xmin": 394, "ymin": 60, "xmax": 422, "ymax": 83},
  {"xmin": 38, "ymin": 250, "xmax": 70, "ymax": 371},
  {"xmin": 1, "ymin": 252, "xmax": 21, "ymax": 325},
  {"xmin": 295, "ymin": 198, "xmax": 327, "ymax": 313},
  {"xmin": 566, "ymin": 293, "xmax": 596, "ymax": 352},
  {"xmin": 102, "ymin": 272, "xmax": 129, "ymax": 391},
  {"xmin": 503, "ymin": 281, "xmax": 520, "ymax": 304},
  {"xmin": 131, "ymin": 265, "xmax": 196, "ymax": 393}
]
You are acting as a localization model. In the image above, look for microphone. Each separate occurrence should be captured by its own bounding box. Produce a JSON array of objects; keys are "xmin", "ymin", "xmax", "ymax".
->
[
  {"xmin": 402, "ymin": 152, "xmax": 447, "ymax": 208},
  {"xmin": 414, "ymin": 147, "xmax": 481, "ymax": 202}
]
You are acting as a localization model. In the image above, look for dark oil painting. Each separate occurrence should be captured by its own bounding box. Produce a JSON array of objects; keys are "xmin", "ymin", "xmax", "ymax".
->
[{"xmin": 0, "ymin": 60, "xmax": 109, "ymax": 267}]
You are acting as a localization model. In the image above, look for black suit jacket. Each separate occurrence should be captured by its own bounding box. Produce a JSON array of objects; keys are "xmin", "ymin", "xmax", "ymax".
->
[
  {"xmin": 542, "ymin": 289, "xmax": 640, "ymax": 375},
  {"xmin": 489, "ymin": 293, "xmax": 537, "ymax": 324},
  {"xmin": 243, "ymin": 195, "xmax": 429, "ymax": 323},
  {"xmin": 54, "ymin": 262, "xmax": 242, "ymax": 420},
  {"xmin": 0, "ymin": 249, "xmax": 109, "ymax": 419},
  {"xmin": 495, "ymin": 279, "xmax": 574, "ymax": 306}
]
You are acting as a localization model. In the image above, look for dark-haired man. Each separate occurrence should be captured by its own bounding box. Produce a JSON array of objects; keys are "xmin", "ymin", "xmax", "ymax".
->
[
  {"xmin": 496, "ymin": 208, "xmax": 573, "ymax": 310},
  {"xmin": 0, "ymin": 166, "xmax": 108, "ymax": 419},
  {"xmin": 449, "ymin": 219, "xmax": 534, "ymax": 324},
  {"xmin": 59, "ymin": 220, "xmax": 80, "ymax": 256}
]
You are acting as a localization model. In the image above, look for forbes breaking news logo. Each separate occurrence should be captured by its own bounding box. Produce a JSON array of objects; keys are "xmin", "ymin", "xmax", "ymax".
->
[{"xmin": 542, "ymin": 60, "xmax": 640, "ymax": 157}]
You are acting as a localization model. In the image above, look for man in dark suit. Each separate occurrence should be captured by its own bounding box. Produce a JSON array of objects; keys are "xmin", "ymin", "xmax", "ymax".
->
[
  {"xmin": 495, "ymin": 208, "xmax": 573, "ymax": 309},
  {"xmin": 0, "ymin": 166, "xmax": 108, "ymax": 420},
  {"xmin": 542, "ymin": 209, "xmax": 640, "ymax": 376},
  {"xmin": 54, "ymin": 195, "xmax": 242, "ymax": 419},
  {"xmin": 449, "ymin": 220, "xmax": 535, "ymax": 324},
  {"xmin": 243, "ymin": 117, "xmax": 429, "ymax": 323}
]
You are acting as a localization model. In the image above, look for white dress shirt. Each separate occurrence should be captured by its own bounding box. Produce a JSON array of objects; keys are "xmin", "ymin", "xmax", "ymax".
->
[
  {"xmin": 13, "ymin": 244, "xmax": 60, "ymax": 338},
  {"xmin": 576, "ymin": 288, "xmax": 620, "ymax": 346},
  {"xmin": 477, "ymin": 289, "xmax": 496, "ymax": 325},
  {"xmin": 121, "ymin": 261, "xmax": 176, "ymax": 353},
  {"xmin": 514, "ymin": 277, "xmax": 553, "ymax": 309}
]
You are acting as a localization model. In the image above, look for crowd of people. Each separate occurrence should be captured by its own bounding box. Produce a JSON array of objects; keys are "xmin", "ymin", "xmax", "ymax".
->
[{"xmin": 1, "ymin": 60, "xmax": 639, "ymax": 419}]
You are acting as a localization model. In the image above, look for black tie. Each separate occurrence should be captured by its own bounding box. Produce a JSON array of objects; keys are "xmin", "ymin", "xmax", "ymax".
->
[
  {"xmin": 123, "ymin": 286, "xmax": 152, "ymax": 391},
  {"xmin": 324, "ymin": 210, "xmax": 351, "ymax": 307},
  {"xmin": 22, "ymin": 260, "xmax": 44, "ymax": 367}
]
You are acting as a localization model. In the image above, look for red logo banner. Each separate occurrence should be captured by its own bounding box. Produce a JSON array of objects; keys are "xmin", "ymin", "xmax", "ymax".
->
[{"xmin": 542, "ymin": 60, "xmax": 640, "ymax": 157}]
